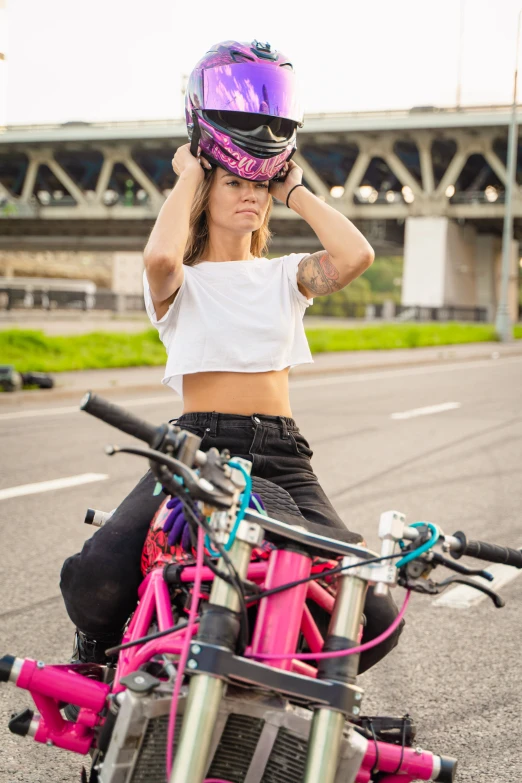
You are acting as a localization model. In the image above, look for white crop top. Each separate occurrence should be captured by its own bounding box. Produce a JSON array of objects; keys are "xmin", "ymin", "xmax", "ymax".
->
[{"xmin": 143, "ymin": 254, "xmax": 314, "ymax": 398}]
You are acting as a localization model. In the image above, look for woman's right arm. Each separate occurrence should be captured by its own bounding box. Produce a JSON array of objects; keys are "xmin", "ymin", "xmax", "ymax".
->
[{"xmin": 143, "ymin": 144, "xmax": 209, "ymax": 319}]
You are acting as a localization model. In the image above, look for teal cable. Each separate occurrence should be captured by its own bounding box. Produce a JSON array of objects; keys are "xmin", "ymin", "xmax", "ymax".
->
[
  {"xmin": 205, "ymin": 461, "xmax": 252, "ymax": 556},
  {"xmin": 395, "ymin": 521, "xmax": 440, "ymax": 568},
  {"xmin": 251, "ymin": 495, "xmax": 267, "ymax": 516}
]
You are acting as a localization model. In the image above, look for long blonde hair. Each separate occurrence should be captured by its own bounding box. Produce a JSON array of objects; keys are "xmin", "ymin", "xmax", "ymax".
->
[{"xmin": 183, "ymin": 168, "xmax": 273, "ymax": 266}]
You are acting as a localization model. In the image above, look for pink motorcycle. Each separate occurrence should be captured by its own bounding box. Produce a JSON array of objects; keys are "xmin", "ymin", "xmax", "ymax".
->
[{"xmin": 2, "ymin": 393, "xmax": 522, "ymax": 783}]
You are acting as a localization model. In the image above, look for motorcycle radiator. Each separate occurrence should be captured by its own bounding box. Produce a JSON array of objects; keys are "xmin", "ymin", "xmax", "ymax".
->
[{"xmin": 98, "ymin": 686, "xmax": 367, "ymax": 783}]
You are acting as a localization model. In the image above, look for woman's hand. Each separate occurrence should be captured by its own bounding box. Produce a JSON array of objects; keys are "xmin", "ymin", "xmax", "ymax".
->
[
  {"xmin": 172, "ymin": 143, "xmax": 212, "ymax": 181},
  {"xmin": 269, "ymin": 159, "xmax": 303, "ymax": 206}
]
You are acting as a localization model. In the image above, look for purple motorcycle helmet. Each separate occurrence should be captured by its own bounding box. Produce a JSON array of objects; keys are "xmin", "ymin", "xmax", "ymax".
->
[{"xmin": 185, "ymin": 40, "xmax": 303, "ymax": 181}]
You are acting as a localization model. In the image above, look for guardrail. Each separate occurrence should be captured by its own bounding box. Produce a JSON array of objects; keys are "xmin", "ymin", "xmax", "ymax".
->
[
  {"xmin": 394, "ymin": 304, "xmax": 490, "ymax": 322},
  {"xmin": 0, "ymin": 283, "xmax": 516, "ymax": 322},
  {"xmin": 308, "ymin": 300, "xmax": 491, "ymax": 322},
  {"xmin": 0, "ymin": 285, "xmax": 145, "ymax": 313}
]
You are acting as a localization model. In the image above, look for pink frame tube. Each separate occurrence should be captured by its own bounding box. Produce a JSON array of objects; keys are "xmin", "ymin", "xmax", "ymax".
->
[
  {"xmin": 179, "ymin": 561, "xmax": 268, "ymax": 584},
  {"xmin": 307, "ymin": 582, "xmax": 335, "ymax": 614},
  {"xmin": 14, "ymin": 659, "xmax": 110, "ymax": 754},
  {"xmin": 291, "ymin": 659, "xmax": 317, "ymax": 677},
  {"xmin": 356, "ymin": 742, "xmax": 438, "ymax": 782},
  {"xmin": 17, "ymin": 659, "xmax": 109, "ymax": 712},
  {"xmin": 250, "ymin": 549, "xmax": 311, "ymax": 670},
  {"xmin": 31, "ymin": 693, "xmax": 94, "ymax": 754},
  {"xmin": 307, "ymin": 579, "xmax": 335, "ymax": 612},
  {"xmin": 300, "ymin": 604, "xmax": 324, "ymax": 653},
  {"xmin": 114, "ymin": 568, "xmax": 176, "ymax": 689}
]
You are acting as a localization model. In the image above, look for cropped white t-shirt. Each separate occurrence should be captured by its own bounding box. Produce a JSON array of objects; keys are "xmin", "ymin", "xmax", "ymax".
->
[{"xmin": 143, "ymin": 254, "xmax": 314, "ymax": 398}]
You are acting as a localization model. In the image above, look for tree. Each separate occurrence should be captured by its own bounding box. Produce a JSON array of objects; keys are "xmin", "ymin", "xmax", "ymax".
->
[{"xmin": 362, "ymin": 256, "xmax": 403, "ymax": 293}]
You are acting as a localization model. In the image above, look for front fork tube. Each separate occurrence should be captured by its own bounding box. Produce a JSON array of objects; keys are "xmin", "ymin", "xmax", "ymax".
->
[
  {"xmin": 304, "ymin": 569, "xmax": 367, "ymax": 783},
  {"xmin": 169, "ymin": 536, "xmax": 255, "ymax": 783}
]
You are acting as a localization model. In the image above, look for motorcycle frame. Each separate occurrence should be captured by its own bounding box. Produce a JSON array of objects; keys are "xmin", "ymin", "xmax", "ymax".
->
[{"xmin": 6, "ymin": 548, "xmax": 441, "ymax": 782}]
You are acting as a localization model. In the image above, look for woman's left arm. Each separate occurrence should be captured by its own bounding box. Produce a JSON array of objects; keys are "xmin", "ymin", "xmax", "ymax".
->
[
  {"xmin": 270, "ymin": 161, "xmax": 375, "ymax": 297},
  {"xmin": 291, "ymin": 186, "xmax": 374, "ymax": 297}
]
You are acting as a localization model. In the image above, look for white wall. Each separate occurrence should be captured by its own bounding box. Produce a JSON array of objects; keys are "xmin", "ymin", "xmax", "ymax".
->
[
  {"xmin": 402, "ymin": 217, "xmax": 448, "ymax": 307},
  {"xmin": 402, "ymin": 218, "xmax": 519, "ymax": 320},
  {"xmin": 112, "ymin": 252, "xmax": 144, "ymax": 294},
  {"xmin": 0, "ymin": 249, "xmax": 146, "ymax": 296}
]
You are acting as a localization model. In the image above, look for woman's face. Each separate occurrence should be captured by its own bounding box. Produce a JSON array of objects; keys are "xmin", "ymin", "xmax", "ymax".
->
[{"xmin": 207, "ymin": 168, "xmax": 271, "ymax": 236}]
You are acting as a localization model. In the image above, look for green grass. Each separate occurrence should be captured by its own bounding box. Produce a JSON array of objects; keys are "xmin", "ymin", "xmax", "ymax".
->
[
  {"xmin": 0, "ymin": 329, "xmax": 167, "ymax": 373},
  {"xmin": 0, "ymin": 323, "xmax": 520, "ymax": 373},
  {"xmin": 306, "ymin": 323, "xmax": 521, "ymax": 353}
]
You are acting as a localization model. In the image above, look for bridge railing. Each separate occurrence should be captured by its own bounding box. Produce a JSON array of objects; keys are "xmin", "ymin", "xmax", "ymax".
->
[
  {"xmin": 0, "ymin": 283, "xmax": 145, "ymax": 314},
  {"xmin": 394, "ymin": 304, "xmax": 489, "ymax": 322},
  {"xmin": 0, "ymin": 282, "xmax": 506, "ymax": 322},
  {"xmin": 307, "ymin": 301, "xmax": 490, "ymax": 322}
]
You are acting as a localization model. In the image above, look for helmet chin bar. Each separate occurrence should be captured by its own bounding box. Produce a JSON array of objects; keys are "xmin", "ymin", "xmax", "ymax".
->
[
  {"xmin": 202, "ymin": 111, "xmax": 296, "ymax": 158},
  {"xmin": 207, "ymin": 110, "xmax": 296, "ymax": 142},
  {"xmin": 188, "ymin": 114, "xmax": 295, "ymax": 182}
]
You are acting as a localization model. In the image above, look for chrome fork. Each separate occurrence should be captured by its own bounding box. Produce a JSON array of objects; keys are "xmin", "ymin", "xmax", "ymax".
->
[
  {"xmin": 303, "ymin": 559, "xmax": 367, "ymax": 783},
  {"xmin": 169, "ymin": 497, "xmax": 263, "ymax": 783}
]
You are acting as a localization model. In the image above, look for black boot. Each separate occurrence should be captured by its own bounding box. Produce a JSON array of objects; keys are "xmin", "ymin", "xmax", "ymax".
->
[
  {"xmin": 71, "ymin": 629, "xmax": 120, "ymax": 666},
  {"xmin": 63, "ymin": 630, "xmax": 120, "ymax": 722}
]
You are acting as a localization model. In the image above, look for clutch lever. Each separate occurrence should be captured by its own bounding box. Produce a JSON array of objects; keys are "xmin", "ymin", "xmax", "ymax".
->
[
  {"xmin": 430, "ymin": 552, "xmax": 494, "ymax": 581},
  {"xmin": 106, "ymin": 444, "xmax": 235, "ymax": 509}
]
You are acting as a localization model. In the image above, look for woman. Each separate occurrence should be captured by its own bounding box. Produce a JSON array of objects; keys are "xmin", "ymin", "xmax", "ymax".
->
[{"xmin": 61, "ymin": 40, "xmax": 402, "ymax": 672}]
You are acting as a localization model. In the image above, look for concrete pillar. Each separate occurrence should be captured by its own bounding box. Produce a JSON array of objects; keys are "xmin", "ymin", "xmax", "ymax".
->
[
  {"xmin": 402, "ymin": 217, "xmax": 449, "ymax": 307},
  {"xmin": 476, "ymin": 234, "xmax": 499, "ymax": 321},
  {"xmin": 402, "ymin": 217, "xmax": 519, "ymax": 320},
  {"xmin": 444, "ymin": 220, "xmax": 477, "ymax": 306},
  {"xmin": 382, "ymin": 300, "xmax": 396, "ymax": 319}
]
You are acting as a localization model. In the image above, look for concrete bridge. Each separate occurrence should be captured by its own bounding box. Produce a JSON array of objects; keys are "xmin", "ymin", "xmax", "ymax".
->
[{"xmin": 0, "ymin": 105, "xmax": 520, "ymax": 317}]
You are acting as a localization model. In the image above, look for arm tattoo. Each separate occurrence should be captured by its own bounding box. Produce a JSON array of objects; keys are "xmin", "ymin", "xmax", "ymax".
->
[{"xmin": 297, "ymin": 251, "xmax": 341, "ymax": 296}]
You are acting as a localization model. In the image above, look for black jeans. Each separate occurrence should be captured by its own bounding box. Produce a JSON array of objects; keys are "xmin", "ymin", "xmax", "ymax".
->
[{"xmin": 61, "ymin": 412, "xmax": 403, "ymax": 673}]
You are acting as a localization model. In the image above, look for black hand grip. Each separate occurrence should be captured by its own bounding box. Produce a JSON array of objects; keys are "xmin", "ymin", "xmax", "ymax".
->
[
  {"xmin": 464, "ymin": 540, "xmax": 522, "ymax": 569},
  {"xmin": 80, "ymin": 392, "xmax": 159, "ymax": 446},
  {"xmin": 452, "ymin": 531, "xmax": 522, "ymax": 569}
]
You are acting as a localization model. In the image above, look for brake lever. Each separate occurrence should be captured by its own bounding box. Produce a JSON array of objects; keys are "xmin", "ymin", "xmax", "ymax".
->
[
  {"xmin": 398, "ymin": 573, "xmax": 504, "ymax": 607},
  {"xmin": 430, "ymin": 552, "xmax": 494, "ymax": 581},
  {"xmin": 436, "ymin": 575, "xmax": 505, "ymax": 608}
]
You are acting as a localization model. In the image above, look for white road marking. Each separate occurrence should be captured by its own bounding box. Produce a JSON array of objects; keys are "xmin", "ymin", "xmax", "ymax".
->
[
  {"xmin": 0, "ymin": 394, "xmax": 178, "ymax": 422},
  {"xmin": 0, "ymin": 403, "xmax": 80, "ymax": 421},
  {"xmin": 291, "ymin": 355, "xmax": 522, "ymax": 390},
  {"xmin": 391, "ymin": 402, "xmax": 461, "ymax": 420},
  {"xmin": 0, "ymin": 473, "xmax": 109, "ymax": 501},
  {"xmin": 432, "ymin": 556, "xmax": 522, "ymax": 608},
  {"xmin": 0, "ymin": 355, "xmax": 520, "ymax": 423}
]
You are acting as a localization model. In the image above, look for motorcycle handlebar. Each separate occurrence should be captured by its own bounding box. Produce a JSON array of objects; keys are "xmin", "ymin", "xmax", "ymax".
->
[
  {"xmin": 451, "ymin": 531, "xmax": 522, "ymax": 569},
  {"xmin": 80, "ymin": 392, "xmax": 160, "ymax": 447},
  {"xmin": 79, "ymin": 396, "xmax": 522, "ymax": 572}
]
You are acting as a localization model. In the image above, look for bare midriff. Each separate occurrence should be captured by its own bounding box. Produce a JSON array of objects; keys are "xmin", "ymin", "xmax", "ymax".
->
[{"xmin": 182, "ymin": 368, "xmax": 293, "ymax": 417}]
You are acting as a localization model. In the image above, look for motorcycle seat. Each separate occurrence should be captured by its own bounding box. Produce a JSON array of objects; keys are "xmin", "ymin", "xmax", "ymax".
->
[{"xmin": 251, "ymin": 476, "xmax": 363, "ymax": 547}]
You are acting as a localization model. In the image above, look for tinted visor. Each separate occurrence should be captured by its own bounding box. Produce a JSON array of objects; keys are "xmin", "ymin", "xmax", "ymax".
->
[{"xmin": 202, "ymin": 63, "xmax": 302, "ymax": 123}]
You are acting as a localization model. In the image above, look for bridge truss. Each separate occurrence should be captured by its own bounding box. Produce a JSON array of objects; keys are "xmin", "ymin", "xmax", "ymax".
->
[{"xmin": 0, "ymin": 106, "xmax": 521, "ymax": 253}]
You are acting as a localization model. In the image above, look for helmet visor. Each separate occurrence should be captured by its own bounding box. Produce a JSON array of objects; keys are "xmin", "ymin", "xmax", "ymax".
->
[{"xmin": 202, "ymin": 63, "xmax": 302, "ymax": 123}]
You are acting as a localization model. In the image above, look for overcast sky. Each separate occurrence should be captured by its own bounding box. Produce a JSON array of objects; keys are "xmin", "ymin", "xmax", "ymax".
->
[{"xmin": 1, "ymin": 0, "xmax": 521, "ymax": 125}]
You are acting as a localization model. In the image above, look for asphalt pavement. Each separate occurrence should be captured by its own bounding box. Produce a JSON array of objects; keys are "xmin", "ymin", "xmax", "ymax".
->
[{"xmin": 0, "ymin": 352, "xmax": 521, "ymax": 782}]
